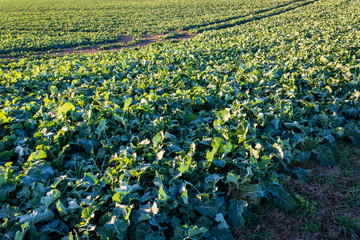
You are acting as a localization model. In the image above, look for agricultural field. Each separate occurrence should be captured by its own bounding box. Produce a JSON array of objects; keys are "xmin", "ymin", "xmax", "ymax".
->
[
  {"xmin": 1, "ymin": 0, "xmax": 360, "ymax": 239},
  {"xmin": 1, "ymin": 0, "xmax": 313, "ymax": 55}
]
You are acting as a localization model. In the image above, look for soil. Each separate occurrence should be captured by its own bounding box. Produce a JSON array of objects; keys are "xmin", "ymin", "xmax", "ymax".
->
[{"xmin": 0, "ymin": 31, "xmax": 195, "ymax": 59}]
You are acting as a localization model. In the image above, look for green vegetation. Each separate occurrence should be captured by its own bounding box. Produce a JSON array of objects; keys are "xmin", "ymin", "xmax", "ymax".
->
[
  {"xmin": 0, "ymin": 0, "xmax": 360, "ymax": 239},
  {"xmin": 1, "ymin": 0, "xmax": 305, "ymax": 54}
]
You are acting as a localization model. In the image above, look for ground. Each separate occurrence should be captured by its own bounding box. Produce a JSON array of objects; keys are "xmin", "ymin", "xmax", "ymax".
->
[{"xmin": 238, "ymin": 144, "xmax": 360, "ymax": 239}]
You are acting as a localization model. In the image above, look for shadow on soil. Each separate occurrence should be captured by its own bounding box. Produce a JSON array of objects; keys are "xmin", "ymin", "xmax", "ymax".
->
[
  {"xmin": 197, "ymin": 0, "xmax": 318, "ymax": 33},
  {"xmin": 183, "ymin": 0, "xmax": 312, "ymax": 31}
]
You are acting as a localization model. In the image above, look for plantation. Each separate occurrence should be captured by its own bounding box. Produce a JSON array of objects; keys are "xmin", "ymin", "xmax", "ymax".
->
[
  {"xmin": 0, "ymin": 0, "xmax": 360, "ymax": 239},
  {"xmin": 1, "ymin": 0, "xmax": 313, "ymax": 55}
]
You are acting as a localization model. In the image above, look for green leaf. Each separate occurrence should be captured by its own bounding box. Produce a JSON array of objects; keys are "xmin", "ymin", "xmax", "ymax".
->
[
  {"xmin": 19, "ymin": 208, "xmax": 54, "ymax": 225},
  {"xmin": 123, "ymin": 97, "xmax": 133, "ymax": 111},
  {"xmin": 181, "ymin": 189, "xmax": 188, "ymax": 205},
  {"xmin": 0, "ymin": 173, "xmax": 5, "ymax": 188},
  {"xmin": 104, "ymin": 215, "xmax": 128, "ymax": 238},
  {"xmin": 223, "ymin": 142, "xmax": 233, "ymax": 156},
  {"xmin": 137, "ymin": 213, "xmax": 152, "ymax": 222},
  {"xmin": 15, "ymin": 222, "xmax": 30, "ymax": 240},
  {"xmin": 28, "ymin": 150, "xmax": 47, "ymax": 162},
  {"xmin": 273, "ymin": 143, "xmax": 284, "ymax": 159},
  {"xmin": 153, "ymin": 171, "xmax": 163, "ymax": 187},
  {"xmin": 157, "ymin": 150, "xmax": 165, "ymax": 161},
  {"xmin": 58, "ymin": 102, "xmax": 75, "ymax": 115},
  {"xmin": 265, "ymin": 183, "xmax": 294, "ymax": 211},
  {"xmin": 236, "ymin": 121, "xmax": 248, "ymax": 143},
  {"xmin": 113, "ymin": 203, "xmax": 132, "ymax": 220},
  {"xmin": 95, "ymin": 118, "xmax": 108, "ymax": 137},
  {"xmin": 215, "ymin": 213, "xmax": 229, "ymax": 229},
  {"xmin": 225, "ymin": 172, "xmax": 240, "ymax": 188},
  {"xmin": 206, "ymin": 147, "xmax": 217, "ymax": 162},
  {"xmin": 67, "ymin": 198, "xmax": 79, "ymax": 212},
  {"xmin": 151, "ymin": 202, "xmax": 159, "ymax": 215},
  {"xmin": 152, "ymin": 134, "xmax": 162, "ymax": 149},
  {"xmin": 21, "ymin": 165, "xmax": 54, "ymax": 186},
  {"xmin": 347, "ymin": 129, "xmax": 360, "ymax": 147},
  {"xmin": 295, "ymin": 150, "xmax": 311, "ymax": 163},
  {"xmin": 195, "ymin": 201, "xmax": 218, "ymax": 217},
  {"xmin": 41, "ymin": 220, "xmax": 69, "ymax": 235},
  {"xmin": 40, "ymin": 189, "xmax": 61, "ymax": 207},
  {"xmin": 0, "ymin": 150, "xmax": 15, "ymax": 161},
  {"xmin": 315, "ymin": 145, "xmax": 336, "ymax": 167},
  {"xmin": 249, "ymin": 145, "xmax": 259, "ymax": 159},
  {"xmin": 178, "ymin": 163, "xmax": 189, "ymax": 173},
  {"xmin": 113, "ymin": 182, "xmax": 141, "ymax": 202},
  {"xmin": 0, "ymin": 184, "xmax": 16, "ymax": 202},
  {"xmin": 241, "ymin": 184, "xmax": 265, "ymax": 200},
  {"xmin": 50, "ymin": 86, "xmax": 58, "ymax": 94},
  {"xmin": 188, "ymin": 226, "xmax": 208, "ymax": 237},
  {"xmin": 228, "ymin": 199, "xmax": 246, "ymax": 228},
  {"xmin": 0, "ymin": 110, "xmax": 11, "ymax": 125},
  {"xmin": 56, "ymin": 200, "xmax": 68, "ymax": 216},
  {"xmin": 81, "ymin": 206, "xmax": 96, "ymax": 220},
  {"xmin": 158, "ymin": 185, "xmax": 169, "ymax": 202},
  {"xmin": 173, "ymin": 226, "xmax": 186, "ymax": 239},
  {"xmin": 293, "ymin": 167, "xmax": 309, "ymax": 182}
]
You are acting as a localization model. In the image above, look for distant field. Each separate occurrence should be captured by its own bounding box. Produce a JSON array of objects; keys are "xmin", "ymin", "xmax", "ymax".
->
[{"xmin": 0, "ymin": 0, "xmax": 303, "ymax": 54}]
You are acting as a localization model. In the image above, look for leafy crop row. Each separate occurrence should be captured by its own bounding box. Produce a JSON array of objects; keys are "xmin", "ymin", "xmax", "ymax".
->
[
  {"xmin": 1, "ymin": 0, "xmax": 299, "ymax": 54},
  {"xmin": 1, "ymin": 0, "xmax": 360, "ymax": 239}
]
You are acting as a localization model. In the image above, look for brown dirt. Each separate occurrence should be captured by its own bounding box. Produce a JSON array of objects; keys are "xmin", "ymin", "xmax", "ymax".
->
[
  {"xmin": 236, "ymin": 145, "xmax": 360, "ymax": 239},
  {"xmin": 57, "ymin": 35, "xmax": 135, "ymax": 55},
  {"xmin": 0, "ymin": 31, "xmax": 195, "ymax": 59},
  {"xmin": 59, "ymin": 31, "xmax": 195, "ymax": 55}
]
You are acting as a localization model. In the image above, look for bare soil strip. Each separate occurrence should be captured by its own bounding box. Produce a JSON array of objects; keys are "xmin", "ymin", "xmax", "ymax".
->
[
  {"xmin": 0, "ymin": 31, "xmax": 195, "ymax": 59},
  {"xmin": 57, "ymin": 31, "xmax": 195, "ymax": 55}
]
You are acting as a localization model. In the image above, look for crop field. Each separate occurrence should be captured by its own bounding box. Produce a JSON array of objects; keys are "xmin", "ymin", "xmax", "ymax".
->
[
  {"xmin": 1, "ymin": 0, "xmax": 360, "ymax": 239},
  {"xmin": 0, "ymin": 0, "xmax": 315, "ymax": 55}
]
